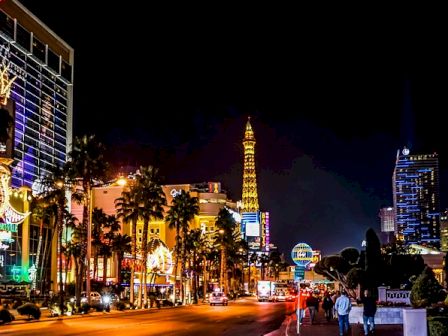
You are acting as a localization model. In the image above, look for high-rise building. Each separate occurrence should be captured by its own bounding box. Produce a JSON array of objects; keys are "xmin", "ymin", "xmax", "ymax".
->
[
  {"xmin": 379, "ymin": 207, "xmax": 395, "ymax": 244},
  {"xmin": 0, "ymin": 0, "xmax": 74, "ymax": 188},
  {"xmin": 379, "ymin": 207, "xmax": 395, "ymax": 232},
  {"xmin": 440, "ymin": 211, "xmax": 448, "ymax": 252},
  {"xmin": 392, "ymin": 147, "xmax": 440, "ymax": 247}
]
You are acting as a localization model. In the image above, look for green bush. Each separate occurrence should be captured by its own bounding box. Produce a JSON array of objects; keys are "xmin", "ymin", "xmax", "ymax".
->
[
  {"xmin": 17, "ymin": 303, "xmax": 41, "ymax": 320},
  {"xmin": 428, "ymin": 316, "xmax": 448, "ymax": 336},
  {"xmin": 410, "ymin": 266, "xmax": 444, "ymax": 308}
]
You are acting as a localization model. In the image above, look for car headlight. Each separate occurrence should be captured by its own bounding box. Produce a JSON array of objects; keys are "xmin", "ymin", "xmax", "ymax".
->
[
  {"xmin": 81, "ymin": 297, "xmax": 87, "ymax": 303},
  {"xmin": 102, "ymin": 296, "xmax": 111, "ymax": 304}
]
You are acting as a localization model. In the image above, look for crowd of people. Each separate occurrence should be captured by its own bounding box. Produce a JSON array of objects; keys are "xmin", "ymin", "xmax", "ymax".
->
[{"xmin": 295, "ymin": 285, "xmax": 377, "ymax": 336}]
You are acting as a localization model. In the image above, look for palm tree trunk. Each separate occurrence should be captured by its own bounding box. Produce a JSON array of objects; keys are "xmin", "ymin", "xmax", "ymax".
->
[
  {"xmin": 130, "ymin": 220, "xmax": 137, "ymax": 307},
  {"xmin": 103, "ymin": 254, "xmax": 107, "ymax": 284},
  {"xmin": 202, "ymin": 256, "xmax": 207, "ymax": 302},
  {"xmin": 141, "ymin": 219, "xmax": 149, "ymax": 308},
  {"xmin": 220, "ymin": 245, "xmax": 225, "ymax": 293},
  {"xmin": 57, "ymin": 202, "xmax": 65, "ymax": 315},
  {"xmin": 181, "ymin": 228, "xmax": 187, "ymax": 304},
  {"xmin": 94, "ymin": 248, "xmax": 98, "ymax": 281},
  {"xmin": 173, "ymin": 228, "xmax": 180, "ymax": 304},
  {"xmin": 39, "ymin": 222, "xmax": 50, "ymax": 293},
  {"xmin": 192, "ymin": 251, "xmax": 197, "ymax": 304}
]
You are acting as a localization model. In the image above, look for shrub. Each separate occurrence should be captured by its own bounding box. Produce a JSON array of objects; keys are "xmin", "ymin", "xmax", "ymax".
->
[
  {"xmin": 428, "ymin": 316, "xmax": 448, "ymax": 336},
  {"xmin": 410, "ymin": 266, "xmax": 444, "ymax": 308},
  {"xmin": 0, "ymin": 309, "xmax": 15, "ymax": 324},
  {"xmin": 17, "ymin": 303, "xmax": 41, "ymax": 320}
]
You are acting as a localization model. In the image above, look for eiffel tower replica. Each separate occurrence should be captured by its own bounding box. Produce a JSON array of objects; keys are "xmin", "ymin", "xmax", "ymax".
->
[{"xmin": 241, "ymin": 117, "xmax": 259, "ymax": 213}]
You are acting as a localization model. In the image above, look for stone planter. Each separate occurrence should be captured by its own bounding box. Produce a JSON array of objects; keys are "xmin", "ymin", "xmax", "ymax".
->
[
  {"xmin": 403, "ymin": 308, "xmax": 427, "ymax": 336},
  {"xmin": 349, "ymin": 305, "xmax": 404, "ymax": 324}
]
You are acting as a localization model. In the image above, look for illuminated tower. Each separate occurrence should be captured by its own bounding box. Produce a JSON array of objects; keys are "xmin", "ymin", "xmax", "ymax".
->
[
  {"xmin": 241, "ymin": 117, "xmax": 259, "ymax": 212},
  {"xmin": 392, "ymin": 147, "xmax": 440, "ymax": 247}
]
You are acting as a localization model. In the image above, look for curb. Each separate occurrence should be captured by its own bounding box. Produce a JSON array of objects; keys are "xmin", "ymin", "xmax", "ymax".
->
[{"xmin": 3, "ymin": 304, "xmax": 188, "ymax": 326}]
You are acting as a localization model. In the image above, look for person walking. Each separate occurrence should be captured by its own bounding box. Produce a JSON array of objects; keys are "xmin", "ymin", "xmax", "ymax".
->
[
  {"xmin": 335, "ymin": 290, "xmax": 351, "ymax": 336},
  {"xmin": 361, "ymin": 289, "xmax": 377, "ymax": 335},
  {"xmin": 322, "ymin": 292, "xmax": 334, "ymax": 321},
  {"xmin": 306, "ymin": 293, "xmax": 319, "ymax": 324}
]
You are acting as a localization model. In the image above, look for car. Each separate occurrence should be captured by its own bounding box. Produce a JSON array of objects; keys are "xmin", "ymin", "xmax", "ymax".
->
[
  {"xmin": 78, "ymin": 291, "xmax": 102, "ymax": 303},
  {"xmin": 209, "ymin": 292, "xmax": 229, "ymax": 306}
]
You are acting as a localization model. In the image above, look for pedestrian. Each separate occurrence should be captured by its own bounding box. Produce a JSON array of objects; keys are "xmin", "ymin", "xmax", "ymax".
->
[
  {"xmin": 361, "ymin": 289, "xmax": 377, "ymax": 336},
  {"xmin": 331, "ymin": 290, "xmax": 340, "ymax": 319},
  {"xmin": 306, "ymin": 293, "xmax": 319, "ymax": 324},
  {"xmin": 335, "ymin": 290, "xmax": 351, "ymax": 336},
  {"xmin": 296, "ymin": 285, "xmax": 309, "ymax": 324},
  {"xmin": 322, "ymin": 292, "xmax": 334, "ymax": 321}
]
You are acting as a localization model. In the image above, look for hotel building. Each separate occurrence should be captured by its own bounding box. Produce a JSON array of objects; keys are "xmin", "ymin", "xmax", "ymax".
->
[
  {"xmin": 1, "ymin": 0, "xmax": 74, "ymax": 188},
  {"xmin": 392, "ymin": 147, "xmax": 440, "ymax": 247},
  {"xmin": 0, "ymin": 0, "xmax": 73, "ymax": 290}
]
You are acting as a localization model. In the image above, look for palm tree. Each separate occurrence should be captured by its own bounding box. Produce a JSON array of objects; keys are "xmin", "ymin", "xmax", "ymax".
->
[
  {"xmin": 92, "ymin": 208, "xmax": 107, "ymax": 281},
  {"xmin": 166, "ymin": 190, "xmax": 198, "ymax": 304},
  {"xmin": 67, "ymin": 135, "xmax": 107, "ymax": 304},
  {"xmin": 101, "ymin": 214, "xmax": 121, "ymax": 284},
  {"xmin": 184, "ymin": 228, "xmax": 203, "ymax": 303},
  {"xmin": 133, "ymin": 166, "xmax": 166, "ymax": 308},
  {"xmin": 38, "ymin": 164, "xmax": 70, "ymax": 314},
  {"xmin": 214, "ymin": 208, "xmax": 237, "ymax": 295},
  {"xmin": 115, "ymin": 190, "xmax": 139, "ymax": 306},
  {"xmin": 112, "ymin": 233, "xmax": 132, "ymax": 284}
]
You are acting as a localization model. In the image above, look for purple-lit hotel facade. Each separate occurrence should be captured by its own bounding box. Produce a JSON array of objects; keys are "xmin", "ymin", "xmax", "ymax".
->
[{"xmin": 1, "ymin": 0, "xmax": 73, "ymax": 188}]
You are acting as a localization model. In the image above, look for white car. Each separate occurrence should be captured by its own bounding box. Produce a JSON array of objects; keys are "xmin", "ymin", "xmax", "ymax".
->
[
  {"xmin": 79, "ymin": 291, "xmax": 102, "ymax": 303},
  {"xmin": 209, "ymin": 292, "xmax": 229, "ymax": 306}
]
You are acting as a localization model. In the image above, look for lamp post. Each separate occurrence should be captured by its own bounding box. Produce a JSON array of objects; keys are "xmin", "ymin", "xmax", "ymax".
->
[{"xmin": 219, "ymin": 229, "xmax": 224, "ymax": 292}]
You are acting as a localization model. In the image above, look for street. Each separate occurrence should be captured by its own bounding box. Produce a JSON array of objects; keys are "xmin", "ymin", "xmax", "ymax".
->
[{"xmin": 0, "ymin": 297, "xmax": 294, "ymax": 336}]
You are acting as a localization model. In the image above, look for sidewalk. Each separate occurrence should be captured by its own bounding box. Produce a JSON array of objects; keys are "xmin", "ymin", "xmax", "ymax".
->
[{"xmin": 267, "ymin": 306, "xmax": 404, "ymax": 336}]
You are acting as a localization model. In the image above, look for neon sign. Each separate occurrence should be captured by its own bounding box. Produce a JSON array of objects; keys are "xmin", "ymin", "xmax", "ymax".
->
[
  {"xmin": 170, "ymin": 189, "xmax": 182, "ymax": 198},
  {"xmin": 0, "ymin": 165, "xmax": 30, "ymax": 240}
]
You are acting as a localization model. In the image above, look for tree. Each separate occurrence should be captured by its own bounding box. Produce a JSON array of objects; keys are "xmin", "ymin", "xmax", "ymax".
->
[
  {"xmin": 115, "ymin": 190, "xmax": 139, "ymax": 306},
  {"xmin": 214, "ymin": 208, "xmax": 237, "ymax": 295},
  {"xmin": 67, "ymin": 135, "xmax": 107, "ymax": 306},
  {"xmin": 92, "ymin": 208, "xmax": 107, "ymax": 281},
  {"xmin": 410, "ymin": 266, "xmax": 445, "ymax": 308},
  {"xmin": 184, "ymin": 228, "xmax": 203, "ymax": 304},
  {"xmin": 133, "ymin": 166, "xmax": 166, "ymax": 308},
  {"xmin": 112, "ymin": 233, "xmax": 131, "ymax": 284},
  {"xmin": 39, "ymin": 165, "xmax": 70, "ymax": 314},
  {"xmin": 365, "ymin": 228, "xmax": 383, "ymax": 293},
  {"xmin": 166, "ymin": 190, "xmax": 198, "ymax": 304},
  {"xmin": 101, "ymin": 214, "xmax": 121, "ymax": 284}
]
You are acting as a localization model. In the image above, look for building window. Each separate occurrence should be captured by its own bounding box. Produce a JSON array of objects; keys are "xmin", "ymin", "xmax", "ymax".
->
[
  {"xmin": 16, "ymin": 24, "xmax": 31, "ymax": 51},
  {"xmin": 32, "ymin": 37, "xmax": 45, "ymax": 62}
]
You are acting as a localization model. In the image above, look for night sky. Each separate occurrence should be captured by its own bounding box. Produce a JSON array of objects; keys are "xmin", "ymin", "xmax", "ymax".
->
[{"xmin": 14, "ymin": 1, "xmax": 448, "ymax": 259}]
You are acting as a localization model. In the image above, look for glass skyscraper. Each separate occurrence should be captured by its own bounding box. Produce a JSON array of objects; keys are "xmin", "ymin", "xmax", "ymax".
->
[
  {"xmin": 392, "ymin": 147, "xmax": 440, "ymax": 247},
  {"xmin": 0, "ymin": 0, "xmax": 73, "ymax": 188}
]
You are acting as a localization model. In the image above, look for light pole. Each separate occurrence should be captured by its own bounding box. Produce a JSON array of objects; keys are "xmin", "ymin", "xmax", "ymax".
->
[
  {"xmin": 86, "ymin": 187, "xmax": 93, "ymax": 304},
  {"xmin": 219, "ymin": 229, "xmax": 224, "ymax": 292}
]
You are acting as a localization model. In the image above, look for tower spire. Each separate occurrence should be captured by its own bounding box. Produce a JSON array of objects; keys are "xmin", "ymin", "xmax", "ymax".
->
[{"xmin": 241, "ymin": 116, "xmax": 259, "ymax": 212}]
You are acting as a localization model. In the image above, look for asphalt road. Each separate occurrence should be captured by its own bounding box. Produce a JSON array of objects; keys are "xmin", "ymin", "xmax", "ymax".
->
[{"xmin": 0, "ymin": 297, "xmax": 294, "ymax": 336}]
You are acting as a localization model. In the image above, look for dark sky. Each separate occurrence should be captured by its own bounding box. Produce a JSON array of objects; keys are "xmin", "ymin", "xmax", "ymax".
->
[{"xmin": 15, "ymin": 1, "xmax": 448, "ymax": 259}]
